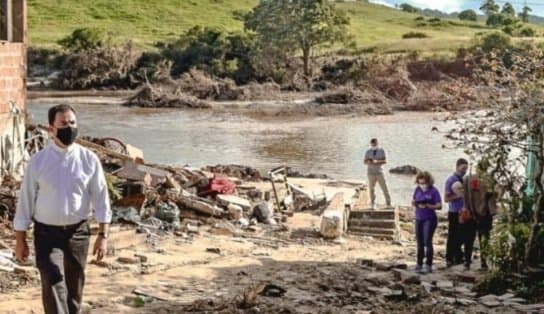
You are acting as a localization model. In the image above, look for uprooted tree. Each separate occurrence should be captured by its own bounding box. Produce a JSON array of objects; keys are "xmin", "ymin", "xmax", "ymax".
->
[
  {"xmin": 445, "ymin": 47, "xmax": 544, "ymax": 276},
  {"xmin": 244, "ymin": 0, "xmax": 351, "ymax": 77}
]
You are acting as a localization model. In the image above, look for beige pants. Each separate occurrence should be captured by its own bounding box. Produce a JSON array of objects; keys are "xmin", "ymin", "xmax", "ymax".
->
[{"xmin": 368, "ymin": 173, "xmax": 391, "ymax": 206}]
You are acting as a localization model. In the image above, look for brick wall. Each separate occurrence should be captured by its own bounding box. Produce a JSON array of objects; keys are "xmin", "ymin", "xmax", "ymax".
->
[
  {"xmin": 0, "ymin": 41, "xmax": 27, "ymax": 178},
  {"xmin": 0, "ymin": 42, "xmax": 25, "ymax": 118}
]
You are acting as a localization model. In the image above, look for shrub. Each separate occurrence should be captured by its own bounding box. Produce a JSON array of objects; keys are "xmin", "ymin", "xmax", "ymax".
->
[
  {"xmin": 487, "ymin": 13, "xmax": 505, "ymax": 27},
  {"xmin": 58, "ymin": 28, "xmax": 107, "ymax": 52},
  {"xmin": 399, "ymin": 3, "xmax": 418, "ymax": 13},
  {"xmin": 414, "ymin": 16, "xmax": 424, "ymax": 21},
  {"xmin": 158, "ymin": 27, "xmax": 256, "ymax": 83},
  {"xmin": 428, "ymin": 17, "xmax": 441, "ymax": 23},
  {"xmin": 478, "ymin": 31, "xmax": 512, "ymax": 52},
  {"xmin": 402, "ymin": 32, "xmax": 428, "ymax": 39},
  {"xmin": 458, "ymin": 9, "xmax": 477, "ymax": 21},
  {"xmin": 502, "ymin": 25, "xmax": 515, "ymax": 36},
  {"xmin": 520, "ymin": 27, "xmax": 536, "ymax": 37}
]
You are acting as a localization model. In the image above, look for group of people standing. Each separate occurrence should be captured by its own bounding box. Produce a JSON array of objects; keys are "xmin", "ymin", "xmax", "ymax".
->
[{"xmin": 364, "ymin": 139, "xmax": 498, "ymax": 275}]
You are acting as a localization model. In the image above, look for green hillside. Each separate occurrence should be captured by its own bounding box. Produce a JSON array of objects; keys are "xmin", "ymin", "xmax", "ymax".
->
[{"xmin": 27, "ymin": 0, "xmax": 544, "ymax": 53}]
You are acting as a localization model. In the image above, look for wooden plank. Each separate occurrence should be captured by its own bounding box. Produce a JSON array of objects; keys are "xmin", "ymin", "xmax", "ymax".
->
[{"xmin": 177, "ymin": 195, "xmax": 224, "ymax": 217}]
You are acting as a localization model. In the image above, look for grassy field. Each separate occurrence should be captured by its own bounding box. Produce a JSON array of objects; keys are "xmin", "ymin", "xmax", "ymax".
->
[{"xmin": 28, "ymin": 0, "xmax": 544, "ymax": 53}]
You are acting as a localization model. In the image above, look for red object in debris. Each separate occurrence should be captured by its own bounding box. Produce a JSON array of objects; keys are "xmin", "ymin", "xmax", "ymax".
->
[
  {"xmin": 470, "ymin": 178, "xmax": 480, "ymax": 191},
  {"xmin": 204, "ymin": 177, "xmax": 237, "ymax": 197}
]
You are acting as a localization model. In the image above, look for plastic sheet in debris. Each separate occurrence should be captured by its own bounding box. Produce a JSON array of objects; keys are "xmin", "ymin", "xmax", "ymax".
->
[
  {"xmin": 112, "ymin": 207, "xmax": 141, "ymax": 224},
  {"xmin": 0, "ymin": 250, "xmax": 16, "ymax": 272}
]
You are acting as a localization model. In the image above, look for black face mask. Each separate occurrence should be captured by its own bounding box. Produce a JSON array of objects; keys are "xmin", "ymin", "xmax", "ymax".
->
[{"xmin": 56, "ymin": 126, "xmax": 78, "ymax": 146}]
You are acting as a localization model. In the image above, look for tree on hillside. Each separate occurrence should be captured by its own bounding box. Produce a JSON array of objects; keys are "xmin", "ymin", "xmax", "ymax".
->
[
  {"xmin": 244, "ymin": 0, "xmax": 350, "ymax": 77},
  {"xmin": 501, "ymin": 2, "xmax": 516, "ymax": 17},
  {"xmin": 519, "ymin": 6, "xmax": 532, "ymax": 23},
  {"xmin": 399, "ymin": 3, "xmax": 418, "ymax": 13},
  {"xmin": 458, "ymin": 9, "xmax": 478, "ymax": 21},
  {"xmin": 480, "ymin": 0, "xmax": 499, "ymax": 16},
  {"xmin": 486, "ymin": 13, "xmax": 505, "ymax": 27}
]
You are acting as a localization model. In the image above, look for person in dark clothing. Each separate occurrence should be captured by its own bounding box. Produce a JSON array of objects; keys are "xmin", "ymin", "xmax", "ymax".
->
[
  {"xmin": 463, "ymin": 160, "xmax": 498, "ymax": 270},
  {"xmin": 444, "ymin": 158, "xmax": 469, "ymax": 267}
]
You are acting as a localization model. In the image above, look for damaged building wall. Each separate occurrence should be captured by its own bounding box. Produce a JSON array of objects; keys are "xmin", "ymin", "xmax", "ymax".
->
[{"xmin": 0, "ymin": 0, "xmax": 27, "ymax": 179}]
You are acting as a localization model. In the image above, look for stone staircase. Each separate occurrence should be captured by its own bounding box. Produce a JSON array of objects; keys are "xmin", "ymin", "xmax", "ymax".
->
[{"xmin": 347, "ymin": 188, "xmax": 400, "ymax": 240}]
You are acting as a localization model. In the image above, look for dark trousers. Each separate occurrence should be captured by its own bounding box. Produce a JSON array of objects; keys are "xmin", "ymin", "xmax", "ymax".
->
[
  {"xmin": 415, "ymin": 218, "xmax": 437, "ymax": 266},
  {"xmin": 476, "ymin": 215, "xmax": 493, "ymax": 267},
  {"xmin": 34, "ymin": 221, "xmax": 90, "ymax": 314},
  {"xmin": 446, "ymin": 212, "xmax": 463, "ymax": 265},
  {"xmin": 460, "ymin": 220, "xmax": 477, "ymax": 266}
]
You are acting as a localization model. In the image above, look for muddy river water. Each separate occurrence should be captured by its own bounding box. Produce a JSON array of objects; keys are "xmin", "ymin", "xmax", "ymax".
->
[{"xmin": 28, "ymin": 101, "xmax": 462, "ymax": 205}]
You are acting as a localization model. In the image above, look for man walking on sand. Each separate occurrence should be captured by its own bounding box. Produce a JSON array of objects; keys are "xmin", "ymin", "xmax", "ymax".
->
[
  {"xmin": 364, "ymin": 138, "xmax": 391, "ymax": 209},
  {"xmin": 14, "ymin": 104, "xmax": 112, "ymax": 314}
]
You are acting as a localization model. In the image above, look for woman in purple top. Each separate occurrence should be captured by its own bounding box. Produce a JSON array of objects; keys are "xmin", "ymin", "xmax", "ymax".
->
[{"xmin": 412, "ymin": 171, "xmax": 442, "ymax": 274}]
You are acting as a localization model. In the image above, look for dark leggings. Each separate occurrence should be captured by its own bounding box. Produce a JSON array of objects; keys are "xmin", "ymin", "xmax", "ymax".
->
[{"xmin": 415, "ymin": 218, "xmax": 438, "ymax": 266}]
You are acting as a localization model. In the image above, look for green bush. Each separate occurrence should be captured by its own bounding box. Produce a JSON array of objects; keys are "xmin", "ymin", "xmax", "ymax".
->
[
  {"xmin": 428, "ymin": 17, "xmax": 441, "ymax": 23},
  {"xmin": 485, "ymin": 221, "xmax": 531, "ymax": 273},
  {"xmin": 502, "ymin": 25, "xmax": 515, "ymax": 36},
  {"xmin": 58, "ymin": 28, "xmax": 107, "ymax": 52},
  {"xmin": 458, "ymin": 9, "xmax": 477, "ymax": 21},
  {"xmin": 478, "ymin": 31, "xmax": 512, "ymax": 52},
  {"xmin": 520, "ymin": 27, "xmax": 536, "ymax": 37},
  {"xmin": 399, "ymin": 3, "xmax": 418, "ymax": 13},
  {"xmin": 414, "ymin": 16, "xmax": 424, "ymax": 21},
  {"xmin": 486, "ymin": 13, "xmax": 505, "ymax": 27},
  {"xmin": 158, "ymin": 27, "xmax": 256, "ymax": 83},
  {"xmin": 402, "ymin": 32, "xmax": 428, "ymax": 39}
]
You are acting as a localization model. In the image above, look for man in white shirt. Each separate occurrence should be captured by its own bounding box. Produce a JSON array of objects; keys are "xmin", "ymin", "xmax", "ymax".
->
[
  {"xmin": 364, "ymin": 138, "xmax": 391, "ymax": 208},
  {"xmin": 14, "ymin": 104, "xmax": 112, "ymax": 314}
]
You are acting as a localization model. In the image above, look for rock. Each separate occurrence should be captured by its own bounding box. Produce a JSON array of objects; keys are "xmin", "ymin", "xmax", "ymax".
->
[
  {"xmin": 479, "ymin": 294, "xmax": 502, "ymax": 307},
  {"xmin": 437, "ymin": 280, "xmax": 454, "ymax": 289},
  {"xmin": 457, "ymin": 272, "xmax": 477, "ymax": 283},
  {"xmin": 13, "ymin": 266, "xmax": 37, "ymax": 277},
  {"xmin": 364, "ymin": 273, "xmax": 391, "ymax": 286},
  {"xmin": 118, "ymin": 257, "xmax": 140, "ymax": 264},
  {"xmin": 457, "ymin": 298, "xmax": 477, "ymax": 306},
  {"xmin": 358, "ymin": 258, "xmax": 375, "ymax": 268},
  {"xmin": 506, "ymin": 298, "xmax": 526, "ymax": 304},
  {"xmin": 367, "ymin": 286, "xmax": 393, "ymax": 295},
  {"xmin": 134, "ymin": 254, "xmax": 148, "ymax": 263},
  {"xmin": 259, "ymin": 284, "xmax": 287, "ymax": 298},
  {"xmin": 497, "ymin": 293, "xmax": 515, "ymax": 301},
  {"xmin": 376, "ymin": 262, "xmax": 407, "ymax": 271},
  {"xmin": 440, "ymin": 296, "xmax": 457, "ymax": 304},
  {"xmin": 389, "ymin": 165, "xmax": 420, "ymax": 175},
  {"xmin": 392, "ymin": 268, "xmax": 421, "ymax": 285},
  {"xmin": 206, "ymin": 248, "xmax": 221, "ymax": 254},
  {"xmin": 185, "ymin": 223, "xmax": 200, "ymax": 234},
  {"xmin": 227, "ymin": 204, "xmax": 243, "ymax": 220},
  {"xmin": 90, "ymin": 260, "xmax": 110, "ymax": 268},
  {"xmin": 481, "ymin": 300, "xmax": 501, "ymax": 308},
  {"xmin": 421, "ymin": 282, "xmax": 435, "ymax": 293}
]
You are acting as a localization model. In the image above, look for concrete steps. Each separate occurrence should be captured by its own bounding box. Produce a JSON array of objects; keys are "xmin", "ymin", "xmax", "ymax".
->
[{"xmin": 347, "ymin": 204, "xmax": 399, "ymax": 240}]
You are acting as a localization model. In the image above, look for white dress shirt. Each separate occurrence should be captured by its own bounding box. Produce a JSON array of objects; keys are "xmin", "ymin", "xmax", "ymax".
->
[{"xmin": 14, "ymin": 141, "xmax": 112, "ymax": 231}]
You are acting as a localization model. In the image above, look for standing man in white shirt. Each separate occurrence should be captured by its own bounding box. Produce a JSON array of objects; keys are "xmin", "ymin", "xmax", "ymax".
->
[
  {"xmin": 13, "ymin": 104, "xmax": 112, "ymax": 314},
  {"xmin": 364, "ymin": 138, "xmax": 391, "ymax": 209}
]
